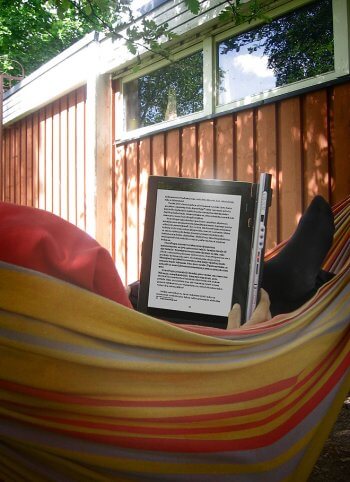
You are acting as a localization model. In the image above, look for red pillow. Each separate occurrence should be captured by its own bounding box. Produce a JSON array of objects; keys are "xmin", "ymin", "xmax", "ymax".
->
[{"xmin": 0, "ymin": 202, "xmax": 132, "ymax": 308}]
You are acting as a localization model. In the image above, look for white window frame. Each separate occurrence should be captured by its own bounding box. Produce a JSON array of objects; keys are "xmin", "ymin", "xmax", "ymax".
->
[
  {"xmin": 215, "ymin": 0, "xmax": 349, "ymax": 113},
  {"xmin": 115, "ymin": 0, "xmax": 349, "ymax": 141},
  {"xmin": 116, "ymin": 41, "xmax": 212, "ymax": 141}
]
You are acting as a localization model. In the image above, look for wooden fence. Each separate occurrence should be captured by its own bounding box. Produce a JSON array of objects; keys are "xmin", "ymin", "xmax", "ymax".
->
[
  {"xmin": 113, "ymin": 82, "xmax": 350, "ymax": 285},
  {"xmin": 1, "ymin": 81, "xmax": 349, "ymax": 286},
  {"xmin": 1, "ymin": 86, "xmax": 87, "ymax": 229}
]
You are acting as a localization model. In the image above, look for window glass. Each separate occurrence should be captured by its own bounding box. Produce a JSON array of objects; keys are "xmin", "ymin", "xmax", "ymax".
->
[
  {"xmin": 217, "ymin": 0, "xmax": 334, "ymax": 105},
  {"xmin": 124, "ymin": 50, "xmax": 203, "ymax": 131}
]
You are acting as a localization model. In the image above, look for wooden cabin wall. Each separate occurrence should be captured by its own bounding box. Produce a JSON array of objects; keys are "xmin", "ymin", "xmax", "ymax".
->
[
  {"xmin": 1, "ymin": 86, "xmax": 87, "ymax": 229},
  {"xmin": 113, "ymin": 82, "xmax": 350, "ymax": 286},
  {"xmin": 1, "ymin": 82, "xmax": 349, "ymax": 287}
]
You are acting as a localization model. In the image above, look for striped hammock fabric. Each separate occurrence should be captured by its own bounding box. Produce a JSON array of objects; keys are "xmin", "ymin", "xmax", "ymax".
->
[{"xmin": 0, "ymin": 197, "xmax": 349, "ymax": 482}]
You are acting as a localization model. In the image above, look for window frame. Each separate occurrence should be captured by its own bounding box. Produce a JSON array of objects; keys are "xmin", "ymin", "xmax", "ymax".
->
[
  {"xmin": 116, "ymin": 42, "xmax": 210, "ymax": 141},
  {"xmin": 115, "ymin": 0, "xmax": 349, "ymax": 142},
  {"xmin": 214, "ymin": 0, "xmax": 349, "ymax": 114}
]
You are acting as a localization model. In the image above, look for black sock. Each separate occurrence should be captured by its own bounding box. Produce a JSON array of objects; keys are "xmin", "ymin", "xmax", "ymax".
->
[{"xmin": 262, "ymin": 196, "xmax": 335, "ymax": 316}]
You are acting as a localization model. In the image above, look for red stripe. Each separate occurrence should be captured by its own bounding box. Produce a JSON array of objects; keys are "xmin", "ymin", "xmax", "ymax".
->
[
  {"xmin": 5, "ymin": 333, "xmax": 347, "ymax": 436},
  {"xmin": 0, "ymin": 375, "xmax": 298, "ymax": 408},
  {"xmin": 2, "ymin": 351, "xmax": 349, "ymax": 452}
]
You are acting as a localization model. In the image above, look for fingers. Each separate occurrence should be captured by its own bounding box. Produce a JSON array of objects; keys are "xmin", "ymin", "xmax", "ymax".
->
[
  {"xmin": 227, "ymin": 303, "xmax": 241, "ymax": 330},
  {"xmin": 245, "ymin": 289, "xmax": 271, "ymax": 326},
  {"xmin": 227, "ymin": 289, "xmax": 271, "ymax": 330}
]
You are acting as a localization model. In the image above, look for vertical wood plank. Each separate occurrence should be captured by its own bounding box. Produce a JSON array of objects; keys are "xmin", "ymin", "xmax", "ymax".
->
[
  {"xmin": 256, "ymin": 104, "xmax": 278, "ymax": 251},
  {"xmin": 152, "ymin": 134, "xmax": 165, "ymax": 175},
  {"xmin": 76, "ymin": 87, "xmax": 86, "ymax": 229},
  {"xmin": 139, "ymin": 137, "xmax": 151, "ymax": 266},
  {"xmin": 331, "ymin": 83, "xmax": 350, "ymax": 203},
  {"xmin": 26, "ymin": 116, "xmax": 33, "ymax": 206},
  {"xmin": 10, "ymin": 128, "xmax": 16, "ymax": 202},
  {"xmin": 45, "ymin": 105, "xmax": 53, "ymax": 212},
  {"xmin": 12, "ymin": 126, "xmax": 19, "ymax": 203},
  {"xmin": 38, "ymin": 108, "xmax": 46, "ymax": 209},
  {"xmin": 52, "ymin": 100, "xmax": 61, "ymax": 215},
  {"xmin": 216, "ymin": 115, "xmax": 234, "ymax": 180},
  {"xmin": 166, "ymin": 129, "xmax": 180, "ymax": 177},
  {"xmin": 181, "ymin": 126, "xmax": 197, "ymax": 178},
  {"xmin": 60, "ymin": 96, "xmax": 69, "ymax": 220},
  {"xmin": 4, "ymin": 129, "xmax": 10, "ymax": 202},
  {"xmin": 198, "ymin": 120, "xmax": 214, "ymax": 179},
  {"xmin": 32, "ymin": 112, "xmax": 39, "ymax": 207},
  {"xmin": 236, "ymin": 110, "xmax": 254, "ymax": 182},
  {"xmin": 114, "ymin": 145, "xmax": 127, "ymax": 285},
  {"xmin": 278, "ymin": 98, "xmax": 303, "ymax": 242},
  {"xmin": 126, "ymin": 142, "xmax": 139, "ymax": 284},
  {"xmin": 20, "ymin": 121, "xmax": 27, "ymax": 205},
  {"xmin": 0, "ymin": 127, "xmax": 3, "ymax": 201},
  {"xmin": 303, "ymin": 90, "xmax": 329, "ymax": 205},
  {"xmin": 68, "ymin": 92, "xmax": 77, "ymax": 224},
  {"xmin": 16, "ymin": 125, "xmax": 22, "ymax": 203}
]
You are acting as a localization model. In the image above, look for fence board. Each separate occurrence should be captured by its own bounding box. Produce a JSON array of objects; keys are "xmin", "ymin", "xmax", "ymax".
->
[
  {"xmin": 20, "ymin": 121, "xmax": 26, "ymax": 205},
  {"xmin": 256, "ymin": 104, "xmax": 278, "ymax": 250},
  {"xmin": 303, "ymin": 90, "xmax": 329, "ymax": 205},
  {"xmin": 181, "ymin": 126, "xmax": 196, "ymax": 178},
  {"xmin": 139, "ymin": 137, "xmax": 151, "ymax": 266},
  {"xmin": 14, "ymin": 125, "xmax": 21, "ymax": 204},
  {"xmin": 126, "ymin": 142, "xmax": 139, "ymax": 284},
  {"xmin": 114, "ymin": 145, "xmax": 127, "ymax": 285},
  {"xmin": 76, "ymin": 87, "xmax": 86, "ymax": 229},
  {"xmin": 45, "ymin": 104, "xmax": 53, "ymax": 213},
  {"xmin": 38, "ymin": 108, "xmax": 46, "ymax": 209},
  {"xmin": 32, "ymin": 112, "xmax": 39, "ymax": 208},
  {"xmin": 216, "ymin": 115, "xmax": 233, "ymax": 180},
  {"xmin": 236, "ymin": 111, "xmax": 254, "ymax": 182},
  {"xmin": 5, "ymin": 129, "xmax": 10, "ymax": 201},
  {"xmin": 25, "ymin": 116, "xmax": 33, "ymax": 206},
  {"xmin": 67, "ymin": 92, "xmax": 77, "ymax": 224},
  {"xmin": 331, "ymin": 83, "xmax": 350, "ymax": 203},
  {"xmin": 52, "ymin": 100, "xmax": 61, "ymax": 216},
  {"xmin": 152, "ymin": 134, "xmax": 165, "ymax": 175},
  {"xmin": 165, "ymin": 129, "xmax": 180, "ymax": 177},
  {"xmin": 277, "ymin": 97, "xmax": 303, "ymax": 242},
  {"xmin": 60, "ymin": 96, "xmax": 68, "ymax": 219},
  {"xmin": 198, "ymin": 120, "xmax": 214, "ymax": 179}
]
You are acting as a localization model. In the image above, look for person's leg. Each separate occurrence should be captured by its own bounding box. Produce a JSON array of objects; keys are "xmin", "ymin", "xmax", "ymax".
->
[{"xmin": 262, "ymin": 195, "xmax": 335, "ymax": 316}]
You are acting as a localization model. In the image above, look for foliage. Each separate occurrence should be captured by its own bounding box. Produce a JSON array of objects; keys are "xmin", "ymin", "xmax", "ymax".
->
[
  {"xmin": 0, "ymin": 0, "xmax": 270, "ymax": 82},
  {"xmin": 0, "ymin": 0, "xmax": 177, "ymax": 79},
  {"xmin": 136, "ymin": 50, "xmax": 203, "ymax": 126},
  {"xmin": 219, "ymin": 0, "xmax": 334, "ymax": 87},
  {"xmin": 0, "ymin": 0, "xmax": 91, "ymax": 78}
]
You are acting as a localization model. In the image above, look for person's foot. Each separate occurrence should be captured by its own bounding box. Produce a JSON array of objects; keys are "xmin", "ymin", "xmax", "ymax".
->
[{"xmin": 262, "ymin": 196, "xmax": 335, "ymax": 316}]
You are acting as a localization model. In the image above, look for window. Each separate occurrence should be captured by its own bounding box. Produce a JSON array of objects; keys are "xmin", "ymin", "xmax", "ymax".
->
[
  {"xmin": 217, "ymin": 0, "xmax": 334, "ymax": 105},
  {"xmin": 123, "ymin": 50, "xmax": 203, "ymax": 131},
  {"xmin": 117, "ymin": 0, "xmax": 348, "ymax": 139}
]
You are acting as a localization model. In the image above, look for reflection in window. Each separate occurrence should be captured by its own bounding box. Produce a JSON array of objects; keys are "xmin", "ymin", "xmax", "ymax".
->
[
  {"xmin": 217, "ymin": 0, "xmax": 334, "ymax": 105},
  {"xmin": 124, "ymin": 51, "xmax": 203, "ymax": 131}
]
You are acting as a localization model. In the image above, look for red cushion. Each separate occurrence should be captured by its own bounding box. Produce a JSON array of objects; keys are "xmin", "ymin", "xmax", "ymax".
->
[{"xmin": 0, "ymin": 202, "xmax": 132, "ymax": 308}]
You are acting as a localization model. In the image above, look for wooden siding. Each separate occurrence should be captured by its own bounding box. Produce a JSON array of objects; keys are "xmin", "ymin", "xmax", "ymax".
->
[
  {"xmin": 113, "ymin": 82, "xmax": 350, "ymax": 285},
  {"xmin": 1, "ymin": 86, "xmax": 87, "ymax": 229}
]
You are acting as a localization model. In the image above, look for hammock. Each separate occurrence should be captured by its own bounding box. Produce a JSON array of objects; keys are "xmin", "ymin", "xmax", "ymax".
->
[{"xmin": 0, "ymin": 197, "xmax": 349, "ymax": 482}]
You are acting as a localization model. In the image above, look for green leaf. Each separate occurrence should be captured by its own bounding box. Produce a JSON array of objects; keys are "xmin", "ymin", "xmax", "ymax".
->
[
  {"xmin": 184, "ymin": 0, "xmax": 200, "ymax": 15},
  {"xmin": 84, "ymin": 4, "xmax": 92, "ymax": 16},
  {"xmin": 218, "ymin": 9, "xmax": 233, "ymax": 22}
]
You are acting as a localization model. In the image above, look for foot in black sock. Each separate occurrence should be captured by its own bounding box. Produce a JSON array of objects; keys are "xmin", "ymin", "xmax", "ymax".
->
[{"xmin": 262, "ymin": 196, "xmax": 335, "ymax": 316}]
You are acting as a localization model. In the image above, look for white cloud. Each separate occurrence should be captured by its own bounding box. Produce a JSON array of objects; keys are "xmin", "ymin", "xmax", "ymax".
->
[{"xmin": 233, "ymin": 54, "xmax": 274, "ymax": 78}]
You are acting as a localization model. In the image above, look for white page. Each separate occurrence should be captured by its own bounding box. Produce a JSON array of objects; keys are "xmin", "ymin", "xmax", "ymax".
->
[{"xmin": 148, "ymin": 189, "xmax": 241, "ymax": 317}]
